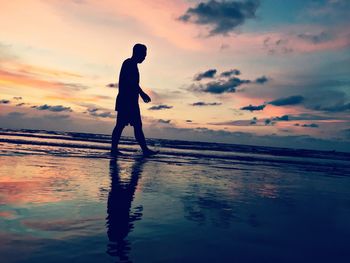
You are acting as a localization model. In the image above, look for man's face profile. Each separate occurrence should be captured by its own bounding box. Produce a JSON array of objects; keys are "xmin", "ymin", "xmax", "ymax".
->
[
  {"xmin": 136, "ymin": 49, "xmax": 146, "ymax": 63},
  {"xmin": 133, "ymin": 44, "xmax": 147, "ymax": 63}
]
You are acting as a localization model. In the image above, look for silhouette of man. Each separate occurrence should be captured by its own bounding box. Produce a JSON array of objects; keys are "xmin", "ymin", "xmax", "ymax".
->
[{"xmin": 111, "ymin": 43, "xmax": 157, "ymax": 156}]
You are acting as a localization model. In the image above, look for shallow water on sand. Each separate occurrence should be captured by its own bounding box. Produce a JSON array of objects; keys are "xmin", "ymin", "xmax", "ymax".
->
[{"xmin": 0, "ymin": 130, "xmax": 350, "ymax": 262}]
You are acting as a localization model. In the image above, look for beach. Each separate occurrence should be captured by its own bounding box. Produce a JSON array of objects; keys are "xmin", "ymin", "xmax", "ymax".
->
[{"xmin": 0, "ymin": 129, "xmax": 350, "ymax": 263}]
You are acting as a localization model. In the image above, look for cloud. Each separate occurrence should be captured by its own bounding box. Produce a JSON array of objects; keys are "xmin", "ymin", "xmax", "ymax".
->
[
  {"xmin": 86, "ymin": 108, "xmax": 113, "ymax": 118},
  {"xmin": 106, "ymin": 83, "xmax": 118, "ymax": 88},
  {"xmin": 186, "ymin": 120, "xmax": 193, "ymax": 123},
  {"xmin": 90, "ymin": 111, "xmax": 113, "ymax": 118},
  {"xmin": 263, "ymin": 37, "xmax": 294, "ymax": 55},
  {"xmin": 250, "ymin": 117, "xmax": 257, "ymax": 125},
  {"xmin": 209, "ymin": 119, "xmax": 256, "ymax": 126},
  {"xmin": 272, "ymin": 115, "xmax": 289, "ymax": 121},
  {"xmin": 32, "ymin": 104, "xmax": 72, "ymax": 112},
  {"xmin": 288, "ymin": 114, "xmax": 336, "ymax": 121},
  {"xmin": 190, "ymin": 68, "xmax": 268, "ymax": 94},
  {"xmin": 16, "ymin": 103, "xmax": 26, "ymax": 107},
  {"xmin": 264, "ymin": 119, "xmax": 272, "ymax": 125},
  {"xmin": 179, "ymin": 0, "xmax": 260, "ymax": 35},
  {"xmin": 194, "ymin": 77, "xmax": 251, "ymax": 94},
  {"xmin": 194, "ymin": 69, "xmax": 217, "ymax": 81},
  {"xmin": 13, "ymin": 96, "xmax": 22, "ymax": 100},
  {"xmin": 0, "ymin": 68, "xmax": 89, "ymax": 94},
  {"xmin": 302, "ymin": 123, "xmax": 319, "ymax": 128},
  {"xmin": 191, "ymin": 101, "xmax": 222, "ymax": 106},
  {"xmin": 7, "ymin": 112, "xmax": 26, "ymax": 117},
  {"xmin": 297, "ymin": 31, "xmax": 333, "ymax": 44},
  {"xmin": 240, "ymin": 96, "xmax": 305, "ymax": 113},
  {"xmin": 313, "ymin": 103, "xmax": 350, "ymax": 112},
  {"xmin": 148, "ymin": 104, "xmax": 173, "ymax": 110},
  {"xmin": 240, "ymin": 104, "xmax": 266, "ymax": 111},
  {"xmin": 44, "ymin": 114, "xmax": 71, "ymax": 120},
  {"xmin": 87, "ymin": 108, "xmax": 98, "ymax": 113},
  {"xmin": 269, "ymin": 95, "xmax": 304, "ymax": 106},
  {"xmin": 0, "ymin": 99, "xmax": 10, "ymax": 104},
  {"xmin": 220, "ymin": 69, "xmax": 241, "ymax": 77},
  {"xmin": 158, "ymin": 119, "xmax": 171, "ymax": 124},
  {"xmin": 255, "ymin": 76, "xmax": 268, "ymax": 84}
]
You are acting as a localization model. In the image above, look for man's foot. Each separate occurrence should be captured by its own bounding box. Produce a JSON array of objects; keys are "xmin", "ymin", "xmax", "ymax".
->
[
  {"xmin": 110, "ymin": 150, "xmax": 124, "ymax": 157},
  {"xmin": 142, "ymin": 149, "xmax": 159, "ymax": 157}
]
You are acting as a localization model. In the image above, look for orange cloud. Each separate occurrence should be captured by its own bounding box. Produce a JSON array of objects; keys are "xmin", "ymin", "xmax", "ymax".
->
[
  {"xmin": 0, "ymin": 68, "xmax": 79, "ymax": 91},
  {"xmin": 17, "ymin": 64, "xmax": 83, "ymax": 79}
]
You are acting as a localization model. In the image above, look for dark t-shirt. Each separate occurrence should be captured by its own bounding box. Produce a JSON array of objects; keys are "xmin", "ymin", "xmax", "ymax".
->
[{"xmin": 115, "ymin": 58, "xmax": 140, "ymax": 112}]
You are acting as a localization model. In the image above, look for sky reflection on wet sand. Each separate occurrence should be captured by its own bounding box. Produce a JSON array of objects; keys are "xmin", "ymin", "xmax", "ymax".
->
[{"xmin": 0, "ymin": 150, "xmax": 350, "ymax": 262}]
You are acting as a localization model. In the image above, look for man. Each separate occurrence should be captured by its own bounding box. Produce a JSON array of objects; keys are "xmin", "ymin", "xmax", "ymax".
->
[{"xmin": 111, "ymin": 43, "xmax": 157, "ymax": 157}]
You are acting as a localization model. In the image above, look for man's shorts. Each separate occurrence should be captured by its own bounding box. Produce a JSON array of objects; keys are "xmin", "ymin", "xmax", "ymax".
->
[{"xmin": 116, "ymin": 108, "xmax": 142, "ymax": 127}]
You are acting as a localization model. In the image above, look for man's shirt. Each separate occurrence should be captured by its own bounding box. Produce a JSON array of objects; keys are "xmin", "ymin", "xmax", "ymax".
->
[{"xmin": 115, "ymin": 58, "xmax": 140, "ymax": 112}]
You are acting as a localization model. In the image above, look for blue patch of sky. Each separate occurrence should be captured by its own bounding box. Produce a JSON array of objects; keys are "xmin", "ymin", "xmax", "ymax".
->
[{"xmin": 244, "ymin": 0, "xmax": 347, "ymax": 32}]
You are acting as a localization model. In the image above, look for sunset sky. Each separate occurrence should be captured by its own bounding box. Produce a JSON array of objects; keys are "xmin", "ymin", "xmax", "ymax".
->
[{"xmin": 1, "ymin": 0, "xmax": 349, "ymax": 151}]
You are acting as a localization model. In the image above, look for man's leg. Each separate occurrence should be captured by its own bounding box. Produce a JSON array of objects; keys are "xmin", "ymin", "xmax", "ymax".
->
[
  {"xmin": 133, "ymin": 124, "xmax": 148, "ymax": 152},
  {"xmin": 111, "ymin": 122, "xmax": 125, "ymax": 154},
  {"xmin": 134, "ymin": 124, "xmax": 158, "ymax": 156}
]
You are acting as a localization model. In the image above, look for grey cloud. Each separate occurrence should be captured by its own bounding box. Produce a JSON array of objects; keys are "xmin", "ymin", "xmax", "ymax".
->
[
  {"xmin": 288, "ymin": 114, "xmax": 335, "ymax": 121},
  {"xmin": 0, "ymin": 99, "xmax": 10, "ymax": 104},
  {"xmin": 240, "ymin": 104, "xmax": 266, "ymax": 111},
  {"xmin": 44, "ymin": 114, "xmax": 71, "ymax": 120},
  {"xmin": 106, "ymin": 83, "xmax": 118, "ymax": 88},
  {"xmin": 272, "ymin": 115, "xmax": 289, "ymax": 121},
  {"xmin": 191, "ymin": 68, "xmax": 268, "ymax": 94},
  {"xmin": 198, "ymin": 77, "xmax": 251, "ymax": 94},
  {"xmin": 7, "ymin": 112, "xmax": 25, "ymax": 117},
  {"xmin": 90, "ymin": 111, "xmax": 113, "ymax": 118},
  {"xmin": 313, "ymin": 103, "xmax": 350, "ymax": 112},
  {"xmin": 269, "ymin": 95, "xmax": 304, "ymax": 106},
  {"xmin": 158, "ymin": 119, "xmax": 171, "ymax": 124},
  {"xmin": 87, "ymin": 108, "xmax": 113, "ymax": 118},
  {"xmin": 148, "ymin": 104, "xmax": 173, "ymax": 110},
  {"xmin": 240, "ymin": 96, "xmax": 305, "ymax": 113},
  {"xmin": 33, "ymin": 104, "xmax": 72, "ymax": 112},
  {"xmin": 220, "ymin": 69, "xmax": 241, "ymax": 77},
  {"xmin": 297, "ymin": 31, "xmax": 333, "ymax": 44},
  {"xmin": 191, "ymin": 101, "xmax": 222, "ymax": 106},
  {"xmin": 255, "ymin": 76, "xmax": 268, "ymax": 84},
  {"xmin": 209, "ymin": 119, "xmax": 255, "ymax": 126},
  {"xmin": 250, "ymin": 117, "xmax": 257, "ymax": 125},
  {"xmin": 264, "ymin": 119, "xmax": 273, "ymax": 125},
  {"xmin": 88, "ymin": 108, "xmax": 99, "ymax": 113},
  {"xmin": 194, "ymin": 69, "xmax": 217, "ymax": 81},
  {"xmin": 263, "ymin": 37, "xmax": 293, "ymax": 55},
  {"xmin": 302, "ymin": 123, "xmax": 319, "ymax": 128},
  {"xmin": 179, "ymin": 0, "xmax": 260, "ymax": 35}
]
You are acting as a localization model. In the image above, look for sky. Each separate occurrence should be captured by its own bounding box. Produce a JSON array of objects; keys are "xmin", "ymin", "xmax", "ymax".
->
[{"xmin": 0, "ymin": 0, "xmax": 350, "ymax": 151}]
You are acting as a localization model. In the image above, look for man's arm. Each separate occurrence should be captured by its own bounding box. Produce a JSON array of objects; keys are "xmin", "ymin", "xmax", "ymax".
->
[{"xmin": 139, "ymin": 87, "xmax": 151, "ymax": 103}]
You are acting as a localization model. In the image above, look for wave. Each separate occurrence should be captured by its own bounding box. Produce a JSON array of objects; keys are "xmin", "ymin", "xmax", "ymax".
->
[{"xmin": 1, "ymin": 128, "xmax": 350, "ymax": 173}]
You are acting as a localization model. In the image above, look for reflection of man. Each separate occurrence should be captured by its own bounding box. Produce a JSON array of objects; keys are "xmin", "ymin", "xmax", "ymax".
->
[
  {"xmin": 111, "ymin": 43, "xmax": 157, "ymax": 157},
  {"xmin": 106, "ymin": 158, "xmax": 145, "ymax": 262}
]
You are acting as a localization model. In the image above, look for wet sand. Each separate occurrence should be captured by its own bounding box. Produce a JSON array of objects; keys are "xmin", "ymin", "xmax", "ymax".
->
[{"xmin": 0, "ymin": 130, "xmax": 350, "ymax": 262}]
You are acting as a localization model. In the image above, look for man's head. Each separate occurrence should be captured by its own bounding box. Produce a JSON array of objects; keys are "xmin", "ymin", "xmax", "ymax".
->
[{"xmin": 132, "ymin": 43, "xmax": 147, "ymax": 63}]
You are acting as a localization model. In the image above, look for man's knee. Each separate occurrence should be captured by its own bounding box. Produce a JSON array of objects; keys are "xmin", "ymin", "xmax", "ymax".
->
[
  {"xmin": 134, "ymin": 125, "xmax": 144, "ymax": 136},
  {"xmin": 116, "ymin": 122, "xmax": 126, "ymax": 130}
]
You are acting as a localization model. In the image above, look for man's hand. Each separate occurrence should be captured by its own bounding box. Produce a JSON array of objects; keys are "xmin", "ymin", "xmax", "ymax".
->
[{"xmin": 140, "ymin": 92, "xmax": 151, "ymax": 103}]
